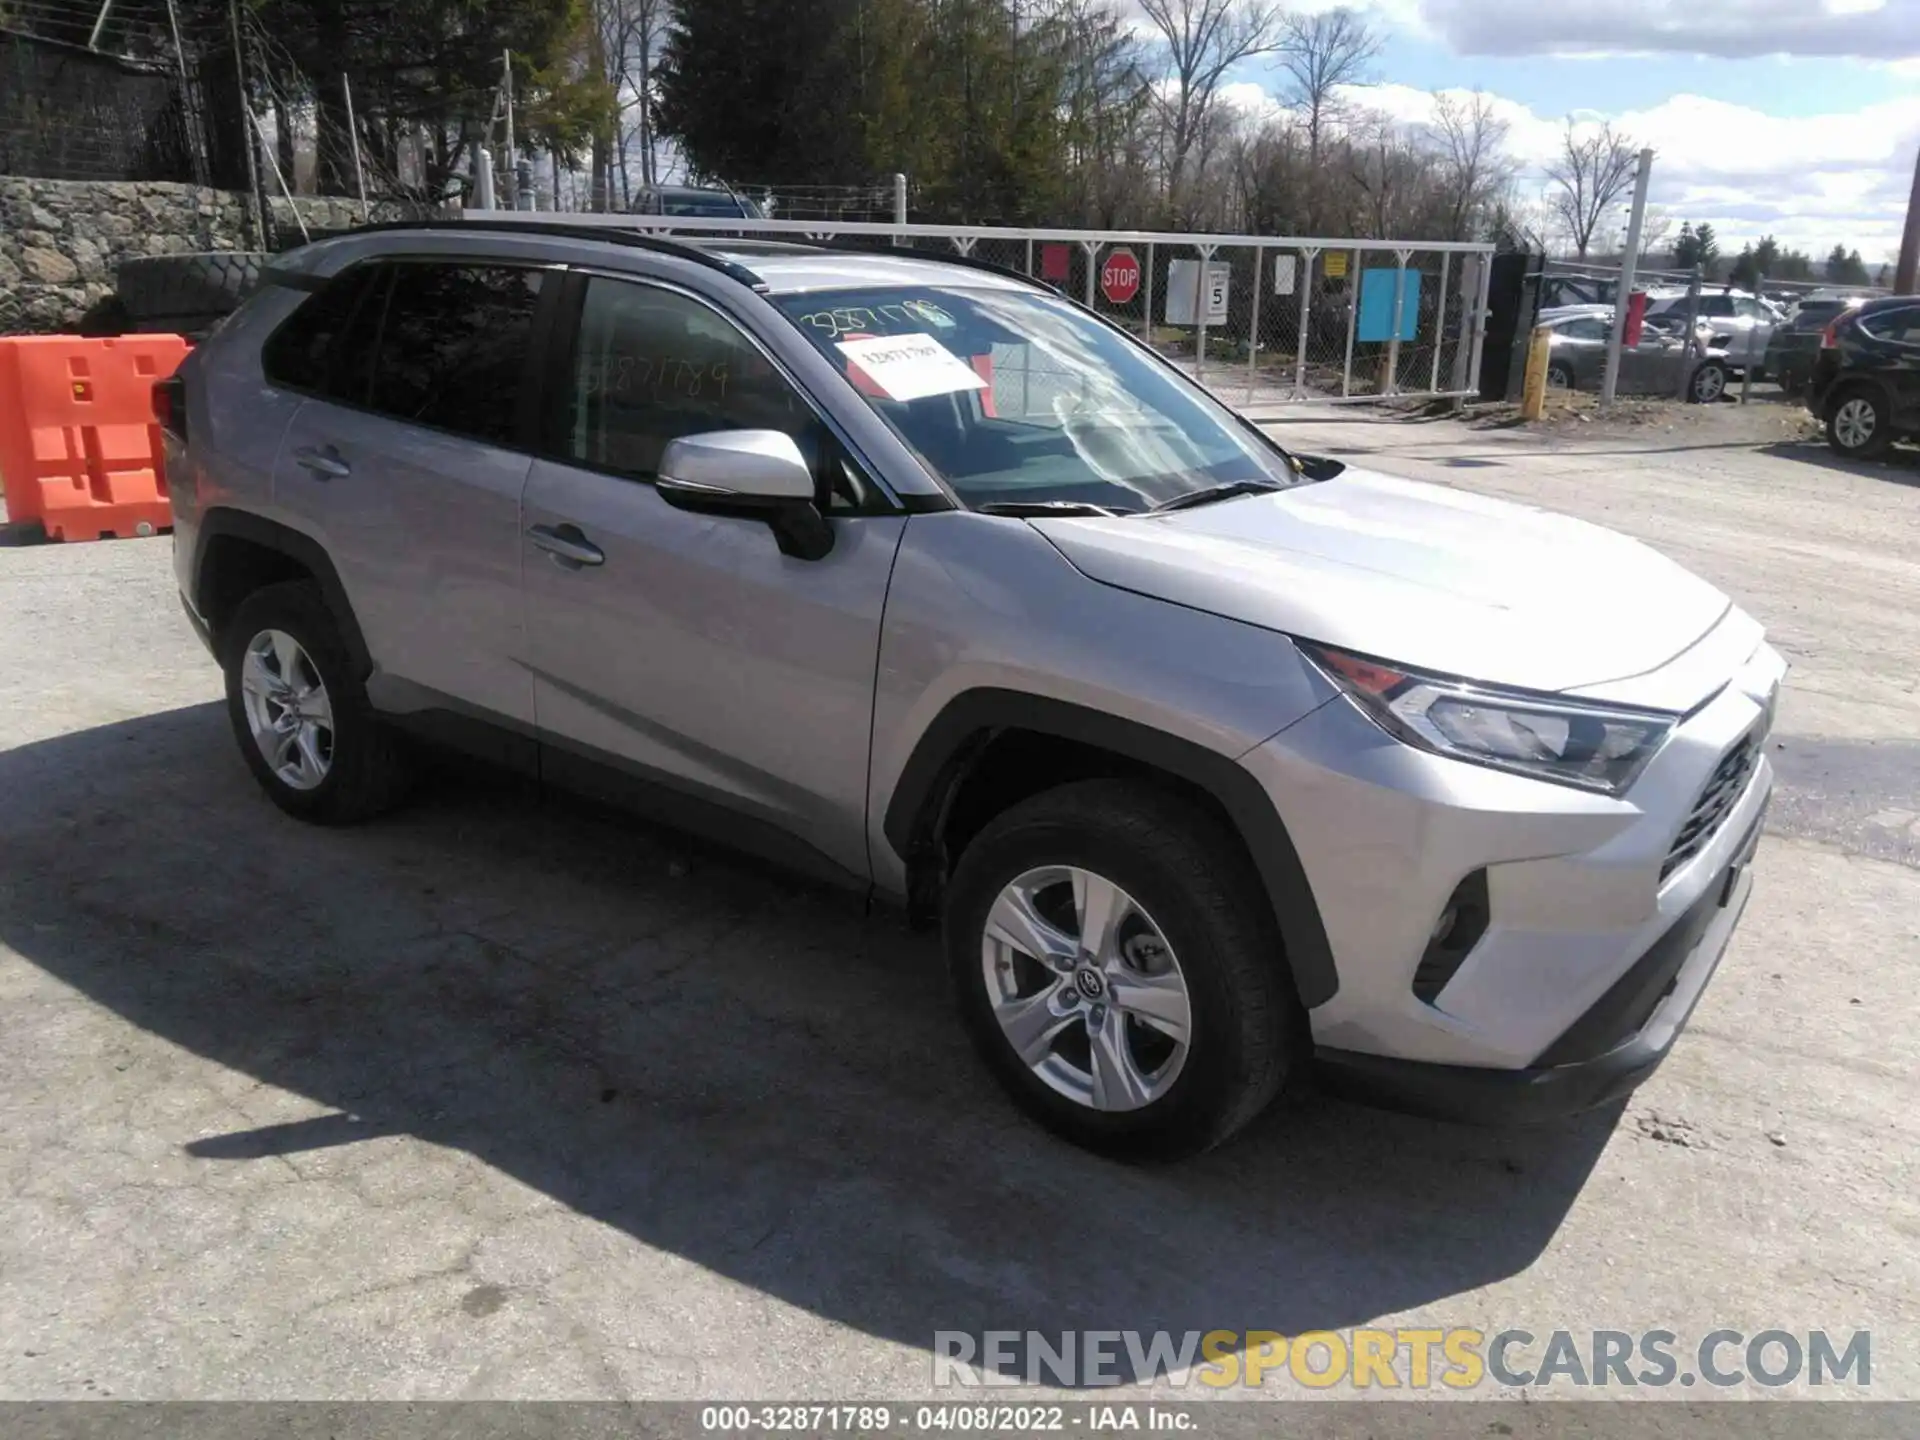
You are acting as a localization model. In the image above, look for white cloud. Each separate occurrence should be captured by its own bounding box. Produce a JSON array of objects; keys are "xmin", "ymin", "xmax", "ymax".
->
[
  {"xmin": 1216, "ymin": 80, "xmax": 1289, "ymax": 126},
  {"xmin": 1415, "ymin": 0, "xmax": 1920, "ymax": 60},
  {"xmin": 1334, "ymin": 82, "xmax": 1919, "ymax": 254}
]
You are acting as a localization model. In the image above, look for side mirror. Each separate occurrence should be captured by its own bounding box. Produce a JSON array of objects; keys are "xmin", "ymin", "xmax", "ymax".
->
[{"xmin": 656, "ymin": 429, "xmax": 834, "ymax": 561}]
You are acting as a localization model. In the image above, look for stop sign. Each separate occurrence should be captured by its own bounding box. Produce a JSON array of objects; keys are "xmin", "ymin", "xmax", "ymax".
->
[{"xmin": 1100, "ymin": 247, "xmax": 1141, "ymax": 305}]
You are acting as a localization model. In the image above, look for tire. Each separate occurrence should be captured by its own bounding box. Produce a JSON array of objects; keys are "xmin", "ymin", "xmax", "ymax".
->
[
  {"xmin": 115, "ymin": 253, "xmax": 265, "ymax": 330},
  {"xmin": 1546, "ymin": 364, "xmax": 1574, "ymax": 391},
  {"xmin": 944, "ymin": 779, "xmax": 1301, "ymax": 1161},
  {"xmin": 1826, "ymin": 386, "xmax": 1892, "ymax": 460},
  {"xmin": 1689, "ymin": 361, "xmax": 1727, "ymax": 404},
  {"xmin": 220, "ymin": 581, "xmax": 412, "ymax": 824}
]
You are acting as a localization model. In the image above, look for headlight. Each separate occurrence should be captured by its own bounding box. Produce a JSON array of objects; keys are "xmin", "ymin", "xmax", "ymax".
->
[{"xmin": 1300, "ymin": 642, "xmax": 1675, "ymax": 796}]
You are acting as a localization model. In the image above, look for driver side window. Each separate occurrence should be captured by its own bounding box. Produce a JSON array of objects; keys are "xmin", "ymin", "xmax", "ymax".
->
[{"xmin": 562, "ymin": 277, "xmax": 871, "ymax": 510}]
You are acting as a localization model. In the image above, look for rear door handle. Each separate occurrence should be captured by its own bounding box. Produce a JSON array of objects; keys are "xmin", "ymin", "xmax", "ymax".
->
[
  {"xmin": 292, "ymin": 445, "xmax": 351, "ymax": 480},
  {"xmin": 527, "ymin": 522, "xmax": 605, "ymax": 569}
]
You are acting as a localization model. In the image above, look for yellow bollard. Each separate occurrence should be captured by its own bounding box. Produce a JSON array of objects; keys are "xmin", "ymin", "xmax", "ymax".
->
[{"xmin": 1520, "ymin": 324, "xmax": 1553, "ymax": 420}]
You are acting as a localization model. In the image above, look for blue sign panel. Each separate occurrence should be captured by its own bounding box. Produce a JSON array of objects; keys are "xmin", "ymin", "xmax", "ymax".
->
[{"xmin": 1357, "ymin": 267, "xmax": 1421, "ymax": 343}]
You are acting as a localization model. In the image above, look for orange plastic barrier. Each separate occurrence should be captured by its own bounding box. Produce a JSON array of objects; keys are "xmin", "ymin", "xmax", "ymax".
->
[{"xmin": 0, "ymin": 335, "xmax": 188, "ymax": 542}]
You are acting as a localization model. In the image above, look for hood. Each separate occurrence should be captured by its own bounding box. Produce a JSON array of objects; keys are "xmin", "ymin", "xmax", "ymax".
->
[{"xmin": 1031, "ymin": 469, "xmax": 1731, "ymax": 697}]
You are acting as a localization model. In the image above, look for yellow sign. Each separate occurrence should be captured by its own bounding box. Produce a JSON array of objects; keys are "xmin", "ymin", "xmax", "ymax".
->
[{"xmin": 1323, "ymin": 251, "xmax": 1349, "ymax": 279}]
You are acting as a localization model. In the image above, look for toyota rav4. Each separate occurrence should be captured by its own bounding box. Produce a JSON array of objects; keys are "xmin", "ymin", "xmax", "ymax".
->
[{"xmin": 162, "ymin": 222, "xmax": 1783, "ymax": 1159}]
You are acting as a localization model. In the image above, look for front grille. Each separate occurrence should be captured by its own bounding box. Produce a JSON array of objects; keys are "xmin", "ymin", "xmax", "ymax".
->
[{"xmin": 1660, "ymin": 730, "xmax": 1758, "ymax": 881}]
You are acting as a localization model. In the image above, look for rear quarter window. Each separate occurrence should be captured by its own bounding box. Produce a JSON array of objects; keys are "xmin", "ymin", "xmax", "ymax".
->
[
  {"xmin": 361, "ymin": 263, "xmax": 545, "ymax": 446},
  {"xmin": 260, "ymin": 266, "xmax": 379, "ymax": 392}
]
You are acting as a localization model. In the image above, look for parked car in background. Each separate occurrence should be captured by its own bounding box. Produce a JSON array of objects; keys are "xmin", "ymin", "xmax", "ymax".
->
[
  {"xmin": 1541, "ymin": 306, "xmax": 1731, "ymax": 402},
  {"xmin": 630, "ymin": 185, "xmax": 767, "ymax": 219},
  {"xmin": 1642, "ymin": 289, "xmax": 1781, "ymax": 377},
  {"xmin": 1538, "ymin": 274, "xmax": 1616, "ymax": 311},
  {"xmin": 1766, "ymin": 296, "xmax": 1867, "ymax": 396},
  {"xmin": 1808, "ymin": 295, "xmax": 1920, "ymax": 458}
]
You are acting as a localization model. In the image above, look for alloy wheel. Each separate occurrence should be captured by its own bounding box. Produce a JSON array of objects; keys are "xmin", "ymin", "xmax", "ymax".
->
[
  {"xmin": 239, "ymin": 628, "xmax": 334, "ymax": 791},
  {"xmin": 1833, "ymin": 397, "xmax": 1877, "ymax": 452},
  {"xmin": 980, "ymin": 865, "xmax": 1192, "ymax": 1112},
  {"xmin": 1692, "ymin": 365, "xmax": 1725, "ymax": 403}
]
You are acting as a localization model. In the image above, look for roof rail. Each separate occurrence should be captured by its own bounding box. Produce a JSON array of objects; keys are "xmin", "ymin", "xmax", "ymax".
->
[{"xmin": 299, "ymin": 216, "xmax": 770, "ymax": 290}]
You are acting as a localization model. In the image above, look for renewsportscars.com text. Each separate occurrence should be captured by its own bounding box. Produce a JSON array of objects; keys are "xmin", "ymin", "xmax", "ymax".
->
[{"xmin": 932, "ymin": 1328, "xmax": 1871, "ymax": 1391}]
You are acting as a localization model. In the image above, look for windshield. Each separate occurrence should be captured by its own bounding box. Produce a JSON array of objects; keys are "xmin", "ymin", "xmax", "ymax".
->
[{"xmin": 772, "ymin": 285, "xmax": 1302, "ymax": 513}]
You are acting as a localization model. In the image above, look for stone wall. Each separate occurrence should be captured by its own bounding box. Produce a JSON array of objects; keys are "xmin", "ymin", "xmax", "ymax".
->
[{"xmin": 0, "ymin": 177, "xmax": 378, "ymax": 332}]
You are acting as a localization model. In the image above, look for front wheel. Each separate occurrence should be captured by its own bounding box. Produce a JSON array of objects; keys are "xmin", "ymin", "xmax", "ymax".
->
[
  {"xmin": 1545, "ymin": 363, "xmax": 1574, "ymax": 392},
  {"xmin": 944, "ymin": 780, "xmax": 1300, "ymax": 1160},
  {"xmin": 1827, "ymin": 388, "xmax": 1892, "ymax": 459},
  {"xmin": 1689, "ymin": 361, "xmax": 1727, "ymax": 404}
]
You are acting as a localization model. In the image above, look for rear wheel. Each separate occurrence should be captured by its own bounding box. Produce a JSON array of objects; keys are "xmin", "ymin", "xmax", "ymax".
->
[
  {"xmin": 221, "ymin": 582, "xmax": 412, "ymax": 824},
  {"xmin": 1689, "ymin": 361, "xmax": 1727, "ymax": 404},
  {"xmin": 1827, "ymin": 387, "xmax": 1892, "ymax": 459},
  {"xmin": 1545, "ymin": 363, "xmax": 1574, "ymax": 391},
  {"xmin": 945, "ymin": 780, "xmax": 1300, "ymax": 1160}
]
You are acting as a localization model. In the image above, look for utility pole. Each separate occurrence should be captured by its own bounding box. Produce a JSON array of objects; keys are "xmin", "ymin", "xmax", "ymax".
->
[
  {"xmin": 341, "ymin": 74, "xmax": 369, "ymax": 211},
  {"xmin": 86, "ymin": 0, "xmax": 115, "ymax": 50},
  {"xmin": 1896, "ymin": 144, "xmax": 1920, "ymax": 295},
  {"xmin": 501, "ymin": 50, "xmax": 518, "ymax": 210},
  {"xmin": 228, "ymin": 0, "xmax": 268, "ymax": 250},
  {"xmin": 1601, "ymin": 146, "xmax": 1655, "ymax": 408}
]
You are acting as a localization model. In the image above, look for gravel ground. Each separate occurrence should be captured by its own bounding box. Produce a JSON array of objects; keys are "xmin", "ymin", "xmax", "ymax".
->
[
  {"xmin": 0, "ymin": 409, "xmax": 1916, "ymax": 1418},
  {"xmin": 1400, "ymin": 386, "xmax": 1823, "ymax": 447}
]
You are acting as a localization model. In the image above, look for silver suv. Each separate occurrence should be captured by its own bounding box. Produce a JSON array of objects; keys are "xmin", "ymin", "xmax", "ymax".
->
[{"xmin": 162, "ymin": 222, "xmax": 1783, "ymax": 1159}]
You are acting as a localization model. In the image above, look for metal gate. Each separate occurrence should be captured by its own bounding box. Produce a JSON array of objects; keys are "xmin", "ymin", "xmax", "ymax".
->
[{"xmin": 463, "ymin": 212, "xmax": 1496, "ymax": 413}]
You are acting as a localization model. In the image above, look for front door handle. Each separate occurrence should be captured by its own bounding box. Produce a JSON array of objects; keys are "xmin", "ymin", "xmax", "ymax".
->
[
  {"xmin": 291, "ymin": 445, "xmax": 351, "ymax": 480},
  {"xmin": 527, "ymin": 522, "xmax": 605, "ymax": 569}
]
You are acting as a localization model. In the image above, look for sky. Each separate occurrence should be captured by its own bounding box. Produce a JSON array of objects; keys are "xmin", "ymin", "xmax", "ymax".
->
[{"xmin": 1217, "ymin": 0, "xmax": 1920, "ymax": 263}]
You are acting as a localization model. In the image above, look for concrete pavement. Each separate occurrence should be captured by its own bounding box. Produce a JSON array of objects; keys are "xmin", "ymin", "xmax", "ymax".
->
[{"xmin": 0, "ymin": 408, "xmax": 1915, "ymax": 1408}]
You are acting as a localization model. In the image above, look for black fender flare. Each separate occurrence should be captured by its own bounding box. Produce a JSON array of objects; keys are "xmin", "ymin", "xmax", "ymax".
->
[
  {"xmin": 1821, "ymin": 372, "xmax": 1896, "ymax": 418},
  {"xmin": 192, "ymin": 508, "xmax": 372, "ymax": 679},
  {"xmin": 883, "ymin": 689, "xmax": 1339, "ymax": 1008}
]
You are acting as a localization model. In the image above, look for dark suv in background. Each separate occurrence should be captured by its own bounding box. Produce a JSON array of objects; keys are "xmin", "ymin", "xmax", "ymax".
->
[
  {"xmin": 1810, "ymin": 295, "xmax": 1920, "ymax": 459},
  {"xmin": 1766, "ymin": 296, "xmax": 1867, "ymax": 397}
]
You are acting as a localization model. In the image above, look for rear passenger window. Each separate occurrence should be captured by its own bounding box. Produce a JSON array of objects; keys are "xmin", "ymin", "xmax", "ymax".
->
[
  {"xmin": 1859, "ymin": 307, "xmax": 1920, "ymax": 343},
  {"xmin": 364, "ymin": 264, "xmax": 544, "ymax": 445},
  {"xmin": 261, "ymin": 266, "xmax": 377, "ymax": 393}
]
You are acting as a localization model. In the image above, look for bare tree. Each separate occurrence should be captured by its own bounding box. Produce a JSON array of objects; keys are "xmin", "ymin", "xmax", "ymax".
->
[
  {"xmin": 1545, "ymin": 119, "xmax": 1639, "ymax": 259},
  {"xmin": 1485, "ymin": 194, "xmax": 1550, "ymax": 253},
  {"xmin": 1137, "ymin": 0, "xmax": 1283, "ymax": 222},
  {"xmin": 1276, "ymin": 7, "xmax": 1379, "ymax": 171},
  {"xmin": 1053, "ymin": 0, "xmax": 1156, "ymax": 227},
  {"xmin": 1428, "ymin": 90, "xmax": 1516, "ymax": 242}
]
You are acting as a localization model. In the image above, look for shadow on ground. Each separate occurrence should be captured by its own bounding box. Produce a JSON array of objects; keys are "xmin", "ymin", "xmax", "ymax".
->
[
  {"xmin": 0, "ymin": 704, "xmax": 1617, "ymax": 1381},
  {"xmin": 1757, "ymin": 439, "xmax": 1920, "ymax": 482}
]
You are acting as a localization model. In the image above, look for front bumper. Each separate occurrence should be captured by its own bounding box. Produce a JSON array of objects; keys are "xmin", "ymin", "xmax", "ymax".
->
[
  {"xmin": 1316, "ymin": 802, "xmax": 1764, "ymax": 1124},
  {"xmin": 1239, "ymin": 622, "xmax": 1782, "ymax": 1097}
]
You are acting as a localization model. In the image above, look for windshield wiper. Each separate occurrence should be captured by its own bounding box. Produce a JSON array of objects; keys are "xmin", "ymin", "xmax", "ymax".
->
[
  {"xmin": 1151, "ymin": 480, "xmax": 1285, "ymax": 513},
  {"xmin": 977, "ymin": 500, "xmax": 1122, "ymax": 517}
]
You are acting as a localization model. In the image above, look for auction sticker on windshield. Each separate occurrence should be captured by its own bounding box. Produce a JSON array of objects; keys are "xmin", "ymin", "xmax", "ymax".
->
[{"xmin": 835, "ymin": 333, "xmax": 987, "ymax": 403}]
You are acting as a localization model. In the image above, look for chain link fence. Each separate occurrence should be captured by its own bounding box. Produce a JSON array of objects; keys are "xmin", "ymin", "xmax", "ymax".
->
[{"xmin": 507, "ymin": 215, "xmax": 1496, "ymax": 411}]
